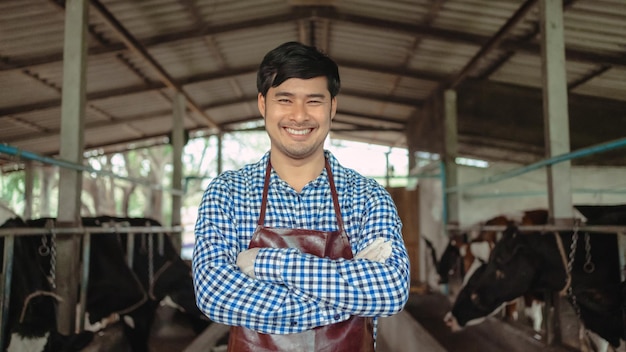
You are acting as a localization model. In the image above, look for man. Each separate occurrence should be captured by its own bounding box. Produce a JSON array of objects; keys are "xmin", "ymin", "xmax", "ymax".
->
[{"xmin": 192, "ymin": 41, "xmax": 410, "ymax": 351}]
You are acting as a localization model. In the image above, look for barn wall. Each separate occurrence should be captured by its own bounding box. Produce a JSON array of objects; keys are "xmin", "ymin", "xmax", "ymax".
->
[
  {"xmin": 418, "ymin": 163, "xmax": 625, "ymax": 285},
  {"xmin": 407, "ymin": 80, "xmax": 626, "ymax": 167},
  {"xmin": 387, "ymin": 187, "xmax": 420, "ymax": 288}
]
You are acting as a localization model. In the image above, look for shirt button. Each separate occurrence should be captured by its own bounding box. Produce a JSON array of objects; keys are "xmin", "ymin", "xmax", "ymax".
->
[
  {"xmin": 333, "ymin": 314, "xmax": 341, "ymax": 320},
  {"xmin": 291, "ymin": 321, "xmax": 298, "ymax": 326}
]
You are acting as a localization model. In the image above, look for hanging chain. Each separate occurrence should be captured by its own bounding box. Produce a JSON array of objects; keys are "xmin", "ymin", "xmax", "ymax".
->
[
  {"xmin": 566, "ymin": 220, "xmax": 597, "ymax": 350},
  {"xmin": 49, "ymin": 230, "xmax": 57, "ymax": 289},
  {"xmin": 583, "ymin": 233, "xmax": 595, "ymax": 273},
  {"xmin": 41, "ymin": 220, "xmax": 57, "ymax": 290},
  {"xmin": 38, "ymin": 236, "xmax": 50, "ymax": 256},
  {"xmin": 147, "ymin": 221, "xmax": 155, "ymax": 290},
  {"xmin": 567, "ymin": 221, "xmax": 582, "ymax": 321}
]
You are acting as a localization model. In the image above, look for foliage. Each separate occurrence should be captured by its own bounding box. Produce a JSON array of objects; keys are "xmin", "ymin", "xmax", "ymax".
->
[
  {"xmin": 0, "ymin": 131, "xmax": 406, "ymax": 222},
  {"xmin": 0, "ymin": 170, "xmax": 25, "ymax": 216}
]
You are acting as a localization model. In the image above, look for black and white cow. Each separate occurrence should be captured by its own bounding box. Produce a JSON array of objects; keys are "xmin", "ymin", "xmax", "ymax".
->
[
  {"xmin": 444, "ymin": 205, "xmax": 626, "ymax": 350},
  {"xmin": 433, "ymin": 210, "xmax": 548, "ymax": 327},
  {"xmin": 0, "ymin": 217, "xmax": 94, "ymax": 352},
  {"xmin": 1, "ymin": 216, "xmax": 210, "ymax": 352},
  {"xmin": 99, "ymin": 216, "xmax": 211, "ymax": 351}
]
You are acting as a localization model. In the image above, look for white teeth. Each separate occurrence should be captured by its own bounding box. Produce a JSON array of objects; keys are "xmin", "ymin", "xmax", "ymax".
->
[{"xmin": 286, "ymin": 128, "xmax": 311, "ymax": 135}]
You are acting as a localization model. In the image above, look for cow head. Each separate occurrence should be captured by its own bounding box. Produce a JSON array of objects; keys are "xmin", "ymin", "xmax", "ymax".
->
[
  {"xmin": 445, "ymin": 225, "xmax": 567, "ymax": 330},
  {"xmin": 1, "ymin": 218, "xmax": 95, "ymax": 351},
  {"xmin": 435, "ymin": 233, "xmax": 467, "ymax": 284}
]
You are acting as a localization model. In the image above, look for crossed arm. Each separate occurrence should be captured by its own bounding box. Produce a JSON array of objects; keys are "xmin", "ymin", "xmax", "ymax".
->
[
  {"xmin": 193, "ymin": 224, "xmax": 409, "ymax": 333},
  {"xmin": 237, "ymin": 237, "xmax": 393, "ymax": 278},
  {"xmin": 192, "ymin": 182, "xmax": 410, "ymax": 333}
]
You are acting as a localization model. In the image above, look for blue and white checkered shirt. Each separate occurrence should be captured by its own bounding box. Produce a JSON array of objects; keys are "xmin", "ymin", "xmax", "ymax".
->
[{"xmin": 192, "ymin": 150, "xmax": 410, "ymax": 339}]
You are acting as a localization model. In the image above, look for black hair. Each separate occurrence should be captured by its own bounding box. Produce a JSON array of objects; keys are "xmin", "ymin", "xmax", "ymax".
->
[{"xmin": 256, "ymin": 41, "xmax": 340, "ymax": 97}]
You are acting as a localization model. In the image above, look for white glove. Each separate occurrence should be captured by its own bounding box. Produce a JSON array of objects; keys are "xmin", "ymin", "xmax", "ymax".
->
[
  {"xmin": 355, "ymin": 237, "xmax": 392, "ymax": 263},
  {"xmin": 236, "ymin": 248, "xmax": 260, "ymax": 278}
]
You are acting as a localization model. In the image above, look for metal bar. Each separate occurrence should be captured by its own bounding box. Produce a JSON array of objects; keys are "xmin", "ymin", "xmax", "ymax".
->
[
  {"xmin": 0, "ymin": 235, "xmax": 15, "ymax": 349},
  {"xmin": 126, "ymin": 232, "xmax": 135, "ymax": 269},
  {"xmin": 440, "ymin": 160, "xmax": 448, "ymax": 226},
  {"xmin": 618, "ymin": 232, "xmax": 626, "ymax": 281},
  {"xmin": 0, "ymin": 226, "xmax": 183, "ymax": 237},
  {"xmin": 443, "ymin": 90, "xmax": 460, "ymax": 225},
  {"xmin": 78, "ymin": 232, "xmax": 91, "ymax": 332},
  {"xmin": 158, "ymin": 233, "xmax": 164, "ymax": 257},
  {"xmin": 448, "ymin": 0, "xmax": 538, "ymax": 89},
  {"xmin": 446, "ymin": 224, "xmax": 626, "ymax": 234},
  {"xmin": 89, "ymin": 0, "xmax": 220, "ymax": 130},
  {"xmin": 446, "ymin": 137, "xmax": 626, "ymax": 193},
  {"xmin": 464, "ymin": 187, "xmax": 626, "ymax": 199},
  {"xmin": 541, "ymin": 0, "xmax": 572, "ymax": 227}
]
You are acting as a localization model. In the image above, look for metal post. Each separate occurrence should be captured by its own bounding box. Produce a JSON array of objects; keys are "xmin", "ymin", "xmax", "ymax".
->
[
  {"xmin": 78, "ymin": 232, "xmax": 91, "ymax": 331},
  {"xmin": 540, "ymin": 0, "xmax": 570, "ymax": 345},
  {"xmin": 56, "ymin": 0, "xmax": 89, "ymax": 335},
  {"xmin": 0, "ymin": 235, "xmax": 15, "ymax": 349},
  {"xmin": 171, "ymin": 93, "xmax": 185, "ymax": 253}
]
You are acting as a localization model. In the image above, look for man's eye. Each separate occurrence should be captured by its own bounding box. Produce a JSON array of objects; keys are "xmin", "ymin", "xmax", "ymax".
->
[
  {"xmin": 308, "ymin": 100, "xmax": 323, "ymax": 105},
  {"xmin": 277, "ymin": 99, "xmax": 291, "ymax": 103}
]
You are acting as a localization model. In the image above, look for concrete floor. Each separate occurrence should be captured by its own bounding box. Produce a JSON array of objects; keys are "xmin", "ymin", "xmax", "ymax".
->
[
  {"xmin": 405, "ymin": 289, "xmax": 586, "ymax": 352},
  {"xmin": 83, "ymin": 306, "xmax": 202, "ymax": 352},
  {"xmin": 85, "ymin": 290, "xmax": 621, "ymax": 352}
]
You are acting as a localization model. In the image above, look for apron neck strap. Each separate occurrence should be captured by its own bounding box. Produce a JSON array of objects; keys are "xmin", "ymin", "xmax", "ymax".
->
[{"xmin": 258, "ymin": 157, "xmax": 345, "ymax": 233}]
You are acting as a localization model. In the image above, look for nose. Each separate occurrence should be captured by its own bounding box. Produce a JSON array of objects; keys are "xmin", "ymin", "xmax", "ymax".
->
[{"xmin": 290, "ymin": 101, "xmax": 309, "ymax": 122}]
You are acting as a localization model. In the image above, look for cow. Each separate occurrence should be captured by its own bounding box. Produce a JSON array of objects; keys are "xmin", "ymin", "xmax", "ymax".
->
[
  {"xmin": 426, "ymin": 210, "xmax": 548, "ymax": 328},
  {"xmin": 0, "ymin": 217, "xmax": 94, "ymax": 352},
  {"xmin": 426, "ymin": 214, "xmax": 519, "ymax": 286},
  {"xmin": 1, "ymin": 216, "xmax": 210, "ymax": 352},
  {"xmin": 444, "ymin": 204, "xmax": 626, "ymax": 350},
  {"xmin": 99, "ymin": 216, "xmax": 211, "ymax": 351}
]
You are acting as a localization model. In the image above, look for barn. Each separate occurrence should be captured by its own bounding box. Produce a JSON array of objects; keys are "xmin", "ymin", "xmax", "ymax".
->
[{"xmin": 0, "ymin": 0, "xmax": 625, "ymax": 351}]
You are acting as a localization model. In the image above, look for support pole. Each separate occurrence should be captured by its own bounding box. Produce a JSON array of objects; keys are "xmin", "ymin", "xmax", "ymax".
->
[
  {"xmin": 540, "ymin": 0, "xmax": 571, "ymax": 345},
  {"xmin": 24, "ymin": 161, "xmax": 33, "ymax": 220},
  {"xmin": 56, "ymin": 0, "xmax": 88, "ymax": 335},
  {"xmin": 541, "ymin": 0, "xmax": 573, "ymax": 225},
  {"xmin": 217, "ymin": 133, "xmax": 223, "ymax": 175},
  {"xmin": 442, "ymin": 90, "xmax": 459, "ymax": 227},
  {"xmin": 170, "ymin": 93, "xmax": 185, "ymax": 253}
]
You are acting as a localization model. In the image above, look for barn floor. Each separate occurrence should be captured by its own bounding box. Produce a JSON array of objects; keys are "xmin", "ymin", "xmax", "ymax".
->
[
  {"xmin": 149, "ymin": 305, "xmax": 202, "ymax": 352},
  {"xmin": 86, "ymin": 290, "xmax": 621, "ymax": 351},
  {"xmin": 83, "ymin": 306, "xmax": 201, "ymax": 352},
  {"xmin": 404, "ymin": 290, "xmax": 577, "ymax": 352}
]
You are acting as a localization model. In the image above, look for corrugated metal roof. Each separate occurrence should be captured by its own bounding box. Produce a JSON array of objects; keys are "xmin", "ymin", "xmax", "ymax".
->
[{"xmin": 1, "ymin": 0, "xmax": 625, "ymax": 169}]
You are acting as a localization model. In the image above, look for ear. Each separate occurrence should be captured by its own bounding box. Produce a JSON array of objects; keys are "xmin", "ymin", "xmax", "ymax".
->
[
  {"xmin": 257, "ymin": 93, "xmax": 266, "ymax": 118},
  {"xmin": 503, "ymin": 224, "xmax": 518, "ymax": 239},
  {"xmin": 330, "ymin": 97, "xmax": 337, "ymax": 120}
]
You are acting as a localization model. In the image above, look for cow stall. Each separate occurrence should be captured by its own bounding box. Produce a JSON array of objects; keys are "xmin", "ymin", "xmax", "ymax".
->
[
  {"xmin": 0, "ymin": 217, "xmax": 209, "ymax": 352},
  {"xmin": 417, "ymin": 139, "xmax": 626, "ymax": 351},
  {"xmin": 437, "ymin": 210, "xmax": 626, "ymax": 351},
  {"xmin": 410, "ymin": 18, "xmax": 626, "ymax": 346}
]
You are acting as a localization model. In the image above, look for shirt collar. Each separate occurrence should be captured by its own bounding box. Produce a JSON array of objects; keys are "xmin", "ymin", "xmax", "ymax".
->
[{"xmin": 259, "ymin": 150, "xmax": 342, "ymax": 190}]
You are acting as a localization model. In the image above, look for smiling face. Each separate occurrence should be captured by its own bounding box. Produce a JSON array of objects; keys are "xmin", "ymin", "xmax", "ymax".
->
[{"xmin": 258, "ymin": 76, "xmax": 336, "ymax": 164}]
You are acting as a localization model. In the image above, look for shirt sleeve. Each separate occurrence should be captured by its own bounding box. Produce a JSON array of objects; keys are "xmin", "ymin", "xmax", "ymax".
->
[
  {"xmin": 192, "ymin": 178, "xmax": 347, "ymax": 334},
  {"xmin": 254, "ymin": 184, "xmax": 410, "ymax": 318}
]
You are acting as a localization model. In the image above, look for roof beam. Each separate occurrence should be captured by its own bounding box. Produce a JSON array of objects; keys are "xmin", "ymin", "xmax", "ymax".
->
[
  {"xmin": 89, "ymin": 0, "xmax": 220, "ymax": 130},
  {"xmin": 446, "ymin": 0, "xmax": 538, "ymax": 89},
  {"xmin": 0, "ymin": 63, "xmax": 425, "ymax": 117},
  {"xmin": 3, "ymin": 8, "xmax": 625, "ymax": 74},
  {"xmin": 3, "ymin": 104, "xmax": 408, "ymax": 146}
]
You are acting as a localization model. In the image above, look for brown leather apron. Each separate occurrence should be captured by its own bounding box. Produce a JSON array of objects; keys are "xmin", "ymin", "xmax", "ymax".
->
[{"xmin": 227, "ymin": 158, "xmax": 374, "ymax": 352}]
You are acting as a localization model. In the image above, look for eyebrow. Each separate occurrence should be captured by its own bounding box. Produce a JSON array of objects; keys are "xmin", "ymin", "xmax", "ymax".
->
[{"xmin": 273, "ymin": 91, "xmax": 328, "ymax": 99}]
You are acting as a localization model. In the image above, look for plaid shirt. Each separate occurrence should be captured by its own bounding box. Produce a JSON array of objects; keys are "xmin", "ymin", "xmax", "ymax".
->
[{"xmin": 192, "ymin": 151, "xmax": 410, "ymax": 339}]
